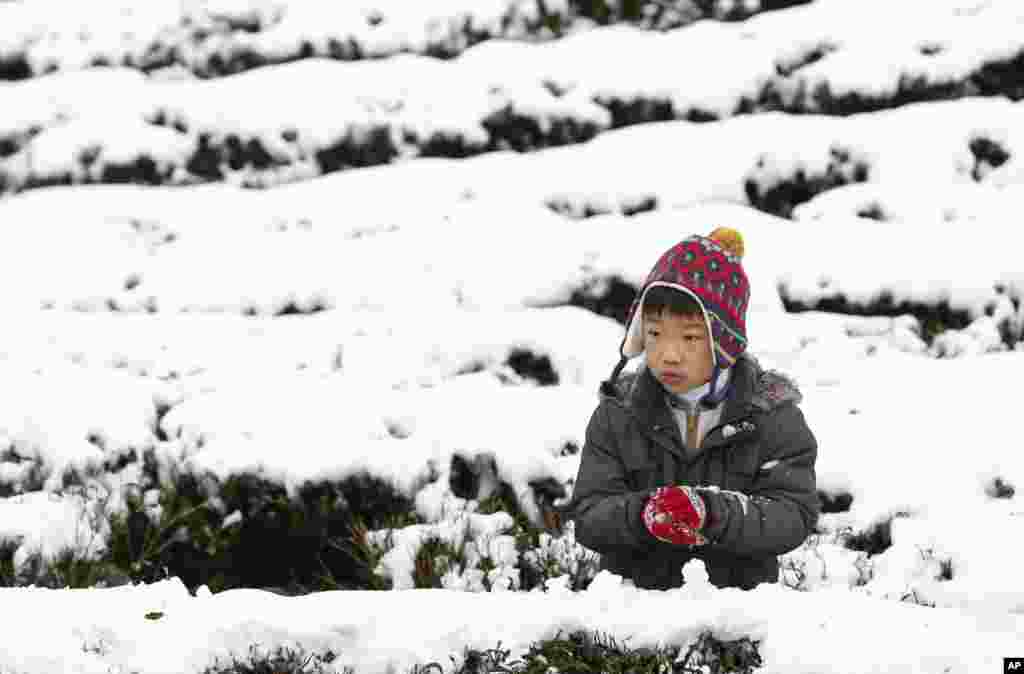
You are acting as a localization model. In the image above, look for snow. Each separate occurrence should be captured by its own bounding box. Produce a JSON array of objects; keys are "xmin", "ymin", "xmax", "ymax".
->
[
  {"xmin": 0, "ymin": 305, "xmax": 620, "ymax": 498},
  {"xmin": 742, "ymin": 1, "xmax": 1018, "ymax": 100},
  {"xmin": 5, "ymin": 0, "xmax": 1024, "ymax": 190},
  {"xmin": 1, "ymin": 571, "xmax": 1021, "ymax": 674},
  {"xmin": 0, "ymin": 491, "xmax": 108, "ymax": 570},
  {"xmin": 2, "ymin": 0, "xmax": 1024, "ymax": 671},
  {"xmin": 4, "ymin": 0, "xmax": 1023, "ymax": 105},
  {"xmin": 3, "ymin": 126, "xmax": 1024, "ymax": 319},
  {"xmin": 0, "ymin": 0, "xmax": 561, "ymax": 75},
  {"xmin": 368, "ymin": 509, "xmax": 518, "ymax": 591},
  {"xmin": 2, "ymin": 184, "xmax": 1023, "ymax": 667},
  {"xmin": 0, "ymin": 359, "xmax": 160, "ymax": 489}
]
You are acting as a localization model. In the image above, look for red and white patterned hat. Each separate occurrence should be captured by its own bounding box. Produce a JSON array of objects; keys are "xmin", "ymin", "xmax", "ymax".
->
[{"xmin": 620, "ymin": 227, "xmax": 750, "ymax": 367}]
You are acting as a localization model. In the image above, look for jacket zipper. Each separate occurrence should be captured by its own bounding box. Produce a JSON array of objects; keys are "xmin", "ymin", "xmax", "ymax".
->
[
  {"xmin": 639, "ymin": 420, "xmax": 747, "ymax": 488},
  {"xmin": 691, "ymin": 412, "xmax": 758, "ymax": 482},
  {"xmin": 686, "ymin": 408, "xmax": 700, "ymax": 451},
  {"xmin": 621, "ymin": 400, "xmax": 756, "ymax": 476}
]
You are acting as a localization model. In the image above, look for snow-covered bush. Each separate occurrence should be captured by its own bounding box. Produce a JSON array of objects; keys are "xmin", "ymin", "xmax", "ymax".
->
[
  {"xmin": 859, "ymin": 541, "xmax": 956, "ymax": 609},
  {"xmin": 362, "ymin": 469, "xmax": 597, "ymax": 593},
  {"xmin": 369, "ymin": 509, "xmax": 521, "ymax": 591},
  {"xmin": 744, "ymin": 144, "xmax": 871, "ymax": 217},
  {"xmin": 522, "ymin": 523, "xmax": 601, "ymax": 592},
  {"xmin": 429, "ymin": 628, "xmax": 763, "ymax": 674},
  {"xmin": 0, "ymin": 458, "xmax": 433, "ymax": 593},
  {"xmin": 6, "ymin": 5, "xmax": 1024, "ymax": 197},
  {"xmin": 0, "ymin": 487, "xmax": 113, "ymax": 584},
  {"xmin": 202, "ymin": 644, "xmax": 344, "ymax": 674},
  {"xmin": 0, "ymin": 1, "xmax": 571, "ymax": 78},
  {"xmin": 930, "ymin": 315, "xmax": 1010, "ymax": 358},
  {"xmin": 560, "ymin": 0, "xmax": 761, "ymax": 29},
  {"xmin": 0, "ymin": 0, "xmax": 822, "ymax": 83},
  {"xmin": 779, "ymin": 531, "xmax": 872, "ymax": 591}
]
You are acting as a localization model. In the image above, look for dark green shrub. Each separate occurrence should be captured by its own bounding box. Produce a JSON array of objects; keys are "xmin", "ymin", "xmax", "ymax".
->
[
  {"xmin": 12, "ymin": 548, "xmax": 130, "ymax": 589},
  {"xmin": 780, "ymin": 293, "xmax": 978, "ymax": 348},
  {"xmin": 986, "ymin": 476, "xmax": 1015, "ymax": 499},
  {"xmin": 413, "ymin": 534, "xmax": 469, "ymax": 589},
  {"xmin": 744, "ymin": 146, "xmax": 871, "ymax": 218},
  {"xmin": 566, "ymin": 275, "xmax": 638, "ymax": 326},
  {"xmin": 3, "ymin": 458, "xmax": 416, "ymax": 593},
  {"xmin": 202, "ymin": 644, "xmax": 345, "ymax": 674},
  {"xmin": 0, "ymin": 540, "xmax": 17, "ymax": 587},
  {"xmin": 418, "ymin": 629, "xmax": 763, "ymax": 673}
]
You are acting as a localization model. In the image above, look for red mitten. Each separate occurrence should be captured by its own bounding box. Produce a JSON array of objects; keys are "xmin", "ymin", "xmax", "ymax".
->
[{"xmin": 642, "ymin": 485, "xmax": 707, "ymax": 546}]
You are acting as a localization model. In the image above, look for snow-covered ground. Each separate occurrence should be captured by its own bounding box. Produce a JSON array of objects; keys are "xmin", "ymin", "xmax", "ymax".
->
[
  {"xmin": 4, "ymin": 0, "xmax": 1024, "ymax": 191},
  {"xmin": 0, "ymin": 191, "xmax": 1022, "ymax": 671},
  {"xmin": 1, "ymin": 182, "xmax": 1021, "ymax": 328},
  {"xmin": 0, "ymin": 0, "xmax": 565, "ymax": 74},
  {"xmin": 1, "ymin": 0, "xmax": 1024, "ymax": 672},
  {"xmin": 3, "ymin": 571, "xmax": 1023, "ymax": 674}
]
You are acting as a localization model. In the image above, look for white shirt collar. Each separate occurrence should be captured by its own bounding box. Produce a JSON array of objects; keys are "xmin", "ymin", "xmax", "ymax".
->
[{"xmin": 664, "ymin": 367, "xmax": 731, "ymax": 410}]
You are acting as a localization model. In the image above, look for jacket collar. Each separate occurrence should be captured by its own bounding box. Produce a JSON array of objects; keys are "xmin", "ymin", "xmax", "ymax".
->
[
  {"xmin": 623, "ymin": 355, "xmax": 761, "ymax": 433},
  {"xmin": 606, "ymin": 353, "xmax": 802, "ymax": 425}
]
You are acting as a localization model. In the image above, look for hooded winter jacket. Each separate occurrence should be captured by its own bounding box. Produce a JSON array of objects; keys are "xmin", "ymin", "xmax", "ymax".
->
[{"xmin": 568, "ymin": 354, "xmax": 819, "ymax": 590}]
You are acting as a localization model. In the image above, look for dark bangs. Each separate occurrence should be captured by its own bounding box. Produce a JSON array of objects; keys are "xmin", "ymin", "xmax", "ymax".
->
[{"xmin": 641, "ymin": 285, "xmax": 703, "ymax": 318}]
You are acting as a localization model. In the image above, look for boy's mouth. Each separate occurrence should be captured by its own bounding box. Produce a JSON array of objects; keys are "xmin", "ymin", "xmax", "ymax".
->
[{"xmin": 660, "ymin": 372, "xmax": 685, "ymax": 385}]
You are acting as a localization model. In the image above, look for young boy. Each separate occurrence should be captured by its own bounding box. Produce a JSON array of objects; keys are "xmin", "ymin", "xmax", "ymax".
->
[{"xmin": 568, "ymin": 227, "xmax": 819, "ymax": 590}]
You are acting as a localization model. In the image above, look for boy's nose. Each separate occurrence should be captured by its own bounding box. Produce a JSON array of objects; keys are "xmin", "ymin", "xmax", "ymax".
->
[{"xmin": 663, "ymin": 345, "xmax": 684, "ymax": 364}]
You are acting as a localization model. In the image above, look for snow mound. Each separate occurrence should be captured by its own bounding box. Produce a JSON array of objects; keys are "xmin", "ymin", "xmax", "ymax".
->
[
  {"xmin": 0, "ymin": 0, "xmax": 563, "ymax": 76},
  {"xmin": 4, "ymin": 4, "xmax": 1024, "ymax": 191},
  {"xmin": 0, "ymin": 569, "xmax": 1021, "ymax": 674},
  {"xmin": 0, "ymin": 360, "xmax": 159, "ymax": 490}
]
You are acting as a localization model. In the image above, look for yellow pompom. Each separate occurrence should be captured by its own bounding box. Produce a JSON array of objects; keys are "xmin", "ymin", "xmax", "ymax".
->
[{"xmin": 708, "ymin": 226, "xmax": 745, "ymax": 259}]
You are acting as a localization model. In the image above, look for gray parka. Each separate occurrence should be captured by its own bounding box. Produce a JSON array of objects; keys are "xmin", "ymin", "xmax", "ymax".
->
[{"xmin": 568, "ymin": 354, "xmax": 819, "ymax": 590}]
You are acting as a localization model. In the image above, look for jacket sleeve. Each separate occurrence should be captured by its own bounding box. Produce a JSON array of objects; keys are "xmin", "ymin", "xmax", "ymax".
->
[
  {"xmin": 567, "ymin": 402, "xmax": 657, "ymax": 553},
  {"xmin": 699, "ymin": 403, "xmax": 819, "ymax": 557}
]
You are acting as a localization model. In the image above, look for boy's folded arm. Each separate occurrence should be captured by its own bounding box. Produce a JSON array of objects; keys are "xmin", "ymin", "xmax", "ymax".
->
[
  {"xmin": 568, "ymin": 404, "xmax": 658, "ymax": 552},
  {"xmin": 699, "ymin": 405, "xmax": 820, "ymax": 557}
]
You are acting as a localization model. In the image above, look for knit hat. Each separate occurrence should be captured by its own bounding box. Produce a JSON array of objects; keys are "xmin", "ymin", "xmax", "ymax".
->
[{"xmin": 600, "ymin": 227, "xmax": 751, "ymax": 403}]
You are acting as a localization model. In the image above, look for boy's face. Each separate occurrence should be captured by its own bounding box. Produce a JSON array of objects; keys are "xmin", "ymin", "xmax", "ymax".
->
[{"xmin": 643, "ymin": 308, "xmax": 714, "ymax": 395}]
